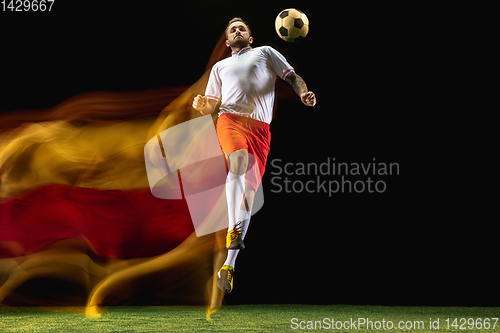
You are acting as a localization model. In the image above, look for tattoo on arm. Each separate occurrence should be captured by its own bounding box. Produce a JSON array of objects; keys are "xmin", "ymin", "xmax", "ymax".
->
[{"xmin": 285, "ymin": 72, "xmax": 308, "ymax": 96}]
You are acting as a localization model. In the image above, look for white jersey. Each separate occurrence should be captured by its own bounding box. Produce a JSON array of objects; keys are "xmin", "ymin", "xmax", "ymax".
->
[{"xmin": 205, "ymin": 46, "xmax": 294, "ymax": 124}]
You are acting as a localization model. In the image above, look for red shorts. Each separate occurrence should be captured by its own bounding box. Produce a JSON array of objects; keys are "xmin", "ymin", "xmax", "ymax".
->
[{"xmin": 216, "ymin": 113, "xmax": 271, "ymax": 191}]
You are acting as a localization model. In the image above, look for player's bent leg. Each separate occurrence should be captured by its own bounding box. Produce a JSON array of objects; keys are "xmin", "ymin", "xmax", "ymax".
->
[{"xmin": 218, "ymin": 152, "xmax": 258, "ymax": 293}]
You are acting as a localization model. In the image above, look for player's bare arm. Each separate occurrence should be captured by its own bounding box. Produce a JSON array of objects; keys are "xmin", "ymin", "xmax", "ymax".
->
[
  {"xmin": 285, "ymin": 72, "xmax": 316, "ymax": 107},
  {"xmin": 192, "ymin": 95, "xmax": 217, "ymax": 115}
]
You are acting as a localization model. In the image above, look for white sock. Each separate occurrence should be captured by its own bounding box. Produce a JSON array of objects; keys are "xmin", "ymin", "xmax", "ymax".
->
[
  {"xmin": 225, "ymin": 171, "xmax": 245, "ymax": 231},
  {"xmin": 224, "ymin": 209, "xmax": 251, "ymax": 269}
]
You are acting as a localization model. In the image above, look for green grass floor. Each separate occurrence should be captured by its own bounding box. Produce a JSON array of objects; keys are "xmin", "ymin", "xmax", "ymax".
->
[{"xmin": 1, "ymin": 304, "xmax": 499, "ymax": 332}]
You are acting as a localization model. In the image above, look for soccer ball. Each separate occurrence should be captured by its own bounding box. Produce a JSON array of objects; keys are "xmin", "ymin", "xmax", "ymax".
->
[{"xmin": 275, "ymin": 8, "xmax": 309, "ymax": 42}]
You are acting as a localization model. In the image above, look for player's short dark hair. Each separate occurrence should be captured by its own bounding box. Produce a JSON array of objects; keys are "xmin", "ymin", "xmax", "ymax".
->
[{"xmin": 225, "ymin": 17, "xmax": 252, "ymax": 39}]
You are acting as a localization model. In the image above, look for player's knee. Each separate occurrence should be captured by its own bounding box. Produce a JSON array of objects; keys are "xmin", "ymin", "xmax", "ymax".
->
[{"xmin": 228, "ymin": 149, "xmax": 248, "ymax": 175}]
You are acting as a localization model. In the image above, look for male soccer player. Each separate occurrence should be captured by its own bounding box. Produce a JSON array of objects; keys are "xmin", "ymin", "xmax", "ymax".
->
[{"xmin": 192, "ymin": 17, "xmax": 316, "ymax": 294}]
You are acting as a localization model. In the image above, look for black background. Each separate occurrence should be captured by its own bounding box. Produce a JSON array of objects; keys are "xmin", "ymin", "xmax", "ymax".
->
[{"xmin": 1, "ymin": 1, "xmax": 494, "ymax": 307}]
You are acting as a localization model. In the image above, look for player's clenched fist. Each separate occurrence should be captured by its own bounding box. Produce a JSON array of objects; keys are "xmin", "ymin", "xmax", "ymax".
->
[
  {"xmin": 192, "ymin": 95, "xmax": 208, "ymax": 113},
  {"xmin": 300, "ymin": 91, "xmax": 316, "ymax": 107}
]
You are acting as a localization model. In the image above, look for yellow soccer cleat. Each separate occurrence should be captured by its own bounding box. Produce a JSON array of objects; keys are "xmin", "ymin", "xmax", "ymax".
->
[
  {"xmin": 217, "ymin": 265, "xmax": 234, "ymax": 294},
  {"xmin": 226, "ymin": 222, "xmax": 245, "ymax": 250}
]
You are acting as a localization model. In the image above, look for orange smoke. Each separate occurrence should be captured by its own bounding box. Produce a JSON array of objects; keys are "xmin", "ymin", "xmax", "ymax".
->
[{"xmin": 0, "ymin": 34, "xmax": 231, "ymax": 309}]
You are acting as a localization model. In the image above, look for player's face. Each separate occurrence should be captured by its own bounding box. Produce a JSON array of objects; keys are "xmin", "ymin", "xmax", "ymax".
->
[{"xmin": 226, "ymin": 22, "xmax": 253, "ymax": 49}]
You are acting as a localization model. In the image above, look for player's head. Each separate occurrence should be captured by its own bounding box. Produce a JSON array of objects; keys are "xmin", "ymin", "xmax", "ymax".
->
[{"xmin": 225, "ymin": 17, "xmax": 253, "ymax": 49}]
